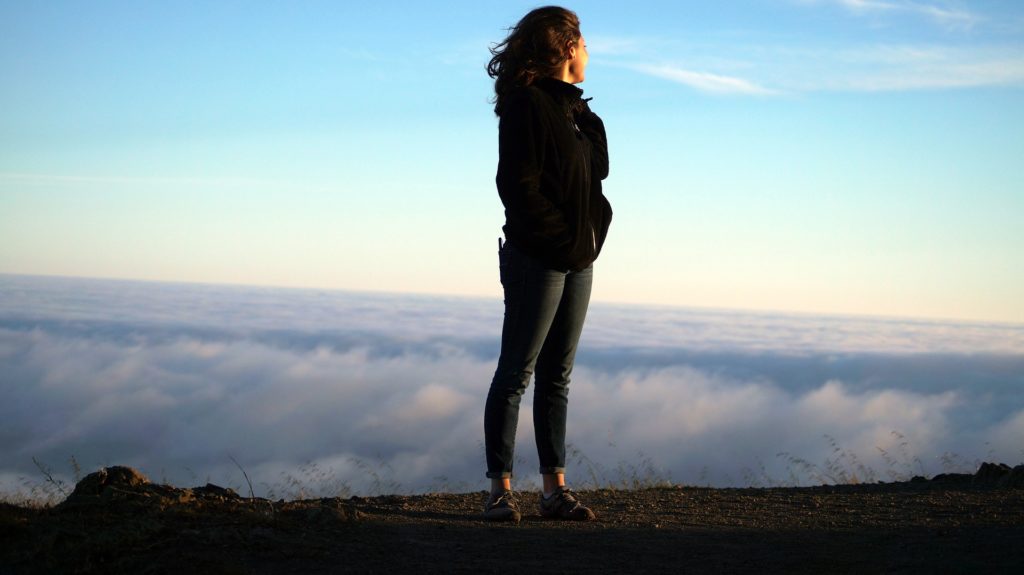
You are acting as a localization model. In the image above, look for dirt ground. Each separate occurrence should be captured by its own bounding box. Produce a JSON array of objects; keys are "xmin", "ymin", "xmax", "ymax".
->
[{"xmin": 2, "ymin": 465, "xmax": 1023, "ymax": 574}]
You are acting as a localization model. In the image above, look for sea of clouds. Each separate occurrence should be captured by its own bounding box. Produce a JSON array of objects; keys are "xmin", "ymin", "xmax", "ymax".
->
[{"xmin": 2, "ymin": 274, "xmax": 1022, "ymax": 499}]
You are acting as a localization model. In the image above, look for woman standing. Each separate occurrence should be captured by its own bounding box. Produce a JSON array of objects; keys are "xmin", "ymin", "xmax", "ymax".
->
[{"xmin": 483, "ymin": 6, "xmax": 612, "ymax": 522}]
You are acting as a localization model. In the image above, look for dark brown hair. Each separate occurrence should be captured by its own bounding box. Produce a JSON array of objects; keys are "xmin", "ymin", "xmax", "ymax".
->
[{"xmin": 487, "ymin": 6, "xmax": 581, "ymax": 115}]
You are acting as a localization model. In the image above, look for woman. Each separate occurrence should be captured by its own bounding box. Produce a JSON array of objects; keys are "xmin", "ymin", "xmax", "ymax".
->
[{"xmin": 483, "ymin": 6, "xmax": 612, "ymax": 522}]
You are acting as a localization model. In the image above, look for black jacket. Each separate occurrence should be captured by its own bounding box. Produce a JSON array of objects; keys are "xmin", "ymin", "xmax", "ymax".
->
[{"xmin": 496, "ymin": 77, "xmax": 612, "ymax": 272}]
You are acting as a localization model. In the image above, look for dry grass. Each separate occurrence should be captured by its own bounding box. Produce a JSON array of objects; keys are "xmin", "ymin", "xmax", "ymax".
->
[{"xmin": 3, "ymin": 432, "xmax": 1011, "ymax": 506}]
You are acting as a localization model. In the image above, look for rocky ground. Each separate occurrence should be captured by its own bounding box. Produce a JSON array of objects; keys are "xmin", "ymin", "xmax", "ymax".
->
[{"xmin": 2, "ymin": 464, "xmax": 1023, "ymax": 574}]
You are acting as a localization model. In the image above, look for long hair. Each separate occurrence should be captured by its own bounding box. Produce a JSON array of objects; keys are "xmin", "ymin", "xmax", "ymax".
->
[{"xmin": 487, "ymin": 6, "xmax": 581, "ymax": 115}]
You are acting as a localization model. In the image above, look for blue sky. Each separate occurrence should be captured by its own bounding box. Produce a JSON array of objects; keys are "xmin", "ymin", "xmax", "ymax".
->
[{"xmin": 2, "ymin": 0, "xmax": 1022, "ymax": 322}]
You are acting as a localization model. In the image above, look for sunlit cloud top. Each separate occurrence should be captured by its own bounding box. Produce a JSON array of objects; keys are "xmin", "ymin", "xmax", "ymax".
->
[{"xmin": 2, "ymin": 275, "xmax": 1022, "ymax": 498}]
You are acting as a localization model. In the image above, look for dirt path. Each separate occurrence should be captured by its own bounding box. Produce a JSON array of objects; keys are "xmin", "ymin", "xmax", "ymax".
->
[{"xmin": 2, "ymin": 466, "xmax": 1023, "ymax": 573}]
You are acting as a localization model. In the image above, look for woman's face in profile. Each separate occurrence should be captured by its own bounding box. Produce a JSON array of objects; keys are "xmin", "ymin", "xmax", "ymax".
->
[{"xmin": 567, "ymin": 35, "xmax": 589, "ymax": 84}]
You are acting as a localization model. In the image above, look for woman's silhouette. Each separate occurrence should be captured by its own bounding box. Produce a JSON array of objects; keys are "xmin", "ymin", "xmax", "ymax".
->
[{"xmin": 483, "ymin": 6, "xmax": 612, "ymax": 522}]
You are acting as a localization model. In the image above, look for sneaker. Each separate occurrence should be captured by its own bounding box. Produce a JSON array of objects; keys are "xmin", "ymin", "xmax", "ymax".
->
[
  {"xmin": 539, "ymin": 486, "xmax": 596, "ymax": 521},
  {"xmin": 484, "ymin": 490, "xmax": 521, "ymax": 523}
]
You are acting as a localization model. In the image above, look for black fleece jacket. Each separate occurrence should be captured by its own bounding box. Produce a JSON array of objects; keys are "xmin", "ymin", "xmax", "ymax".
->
[{"xmin": 495, "ymin": 77, "xmax": 612, "ymax": 272}]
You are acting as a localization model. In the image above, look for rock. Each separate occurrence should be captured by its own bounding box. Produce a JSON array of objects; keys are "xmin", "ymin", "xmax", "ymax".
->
[
  {"xmin": 193, "ymin": 483, "xmax": 241, "ymax": 499},
  {"xmin": 62, "ymin": 466, "xmax": 151, "ymax": 503},
  {"xmin": 1000, "ymin": 465, "xmax": 1024, "ymax": 488},
  {"xmin": 973, "ymin": 462, "xmax": 1012, "ymax": 485},
  {"xmin": 930, "ymin": 473, "xmax": 971, "ymax": 484}
]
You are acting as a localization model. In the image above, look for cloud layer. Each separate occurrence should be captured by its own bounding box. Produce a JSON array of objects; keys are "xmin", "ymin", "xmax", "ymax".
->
[{"xmin": 1, "ymin": 274, "xmax": 1022, "ymax": 498}]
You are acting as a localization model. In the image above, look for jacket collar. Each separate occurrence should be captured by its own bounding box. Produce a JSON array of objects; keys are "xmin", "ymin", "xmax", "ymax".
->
[{"xmin": 533, "ymin": 77, "xmax": 584, "ymax": 105}]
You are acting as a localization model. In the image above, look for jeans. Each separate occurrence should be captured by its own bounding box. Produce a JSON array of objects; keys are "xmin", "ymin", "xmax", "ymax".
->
[{"xmin": 484, "ymin": 241, "xmax": 593, "ymax": 479}]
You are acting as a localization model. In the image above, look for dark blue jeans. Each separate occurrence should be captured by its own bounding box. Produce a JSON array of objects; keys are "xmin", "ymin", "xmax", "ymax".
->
[{"xmin": 484, "ymin": 241, "xmax": 593, "ymax": 479}]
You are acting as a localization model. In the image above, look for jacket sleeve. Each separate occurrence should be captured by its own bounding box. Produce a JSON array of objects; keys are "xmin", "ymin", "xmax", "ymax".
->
[
  {"xmin": 575, "ymin": 100, "xmax": 609, "ymax": 180},
  {"xmin": 496, "ymin": 94, "xmax": 572, "ymax": 249}
]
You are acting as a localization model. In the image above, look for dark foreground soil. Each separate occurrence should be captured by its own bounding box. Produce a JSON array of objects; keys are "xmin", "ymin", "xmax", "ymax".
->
[{"xmin": 2, "ymin": 465, "xmax": 1023, "ymax": 574}]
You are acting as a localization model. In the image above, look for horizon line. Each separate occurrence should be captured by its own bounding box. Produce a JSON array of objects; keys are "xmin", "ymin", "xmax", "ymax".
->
[{"xmin": 2, "ymin": 270, "xmax": 1020, "ymax": 329}]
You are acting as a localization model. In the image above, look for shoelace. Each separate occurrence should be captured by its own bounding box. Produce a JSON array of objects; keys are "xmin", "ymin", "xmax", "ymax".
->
[
  {"xmin": 491, "ymin": 490, "xmax": 518, "ymax": 508},
  {"xmin": 559, "ymin": 489, "xmax": 581, "ymax": 509},
  {"xmin": 546, "ymin": 488, "xmax": 581, "ymax": 511}
]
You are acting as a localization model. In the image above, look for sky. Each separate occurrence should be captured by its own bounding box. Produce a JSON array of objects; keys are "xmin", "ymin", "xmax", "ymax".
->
[
  {"xmin": 2, "ymin": 275, "xmax": 1022, "ymax": 499},
  {"xmin": 1, "ymin": 0, "xmax": 1023, "ymax": 322}
]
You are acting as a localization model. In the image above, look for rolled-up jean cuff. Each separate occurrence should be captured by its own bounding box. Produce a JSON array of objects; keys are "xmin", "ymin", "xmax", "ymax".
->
[
  {"xmin": 486, "ymin": 471, "xmax": 513, "ymax": 479},
  {"xmin": 539, "ymin": 466, "xmax": 566, "ymax": 475}
]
